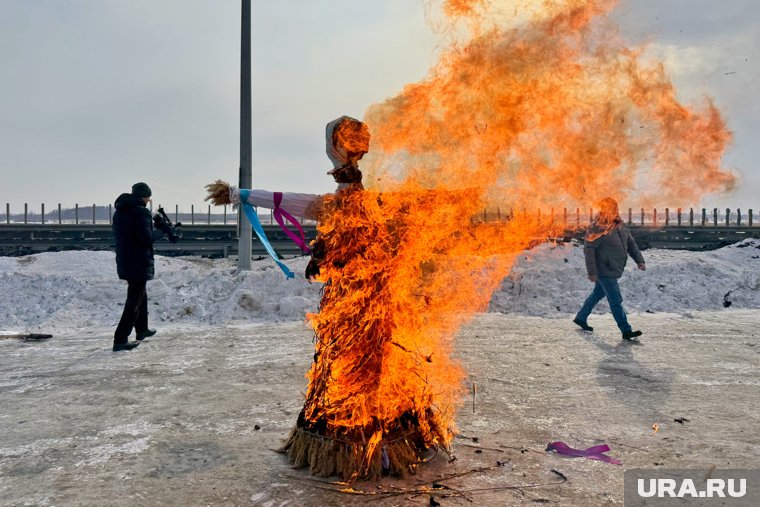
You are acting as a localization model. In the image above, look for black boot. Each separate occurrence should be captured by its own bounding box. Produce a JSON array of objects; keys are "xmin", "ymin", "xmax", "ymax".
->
[
  {"xmin": 113, "ymin": 341, "xmax": 140, "ymax": 352},
  {"xmin": 622, "ymin": 330, "xmax": 642, "ymax": 341},
  {"xmin": 573, "ymin": 318, "xmax": 593, "ymax": 332},
  {"xmin": 136, "ymin": 329, "xmax": 157, "ymax": 341}
]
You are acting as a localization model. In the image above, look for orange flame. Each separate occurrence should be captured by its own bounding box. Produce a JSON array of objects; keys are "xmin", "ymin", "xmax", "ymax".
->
[
  {"xmin": 363, "ymin": 0, "xmax": 734, "ymax": 208},
  {"xmin": 294, "ymin": 0, "xmax": 734, "ymax": 477}
]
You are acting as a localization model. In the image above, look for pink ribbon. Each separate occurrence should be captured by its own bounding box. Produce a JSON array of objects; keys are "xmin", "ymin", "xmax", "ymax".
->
[
  {"xmin": 272, "ymin": 192, "xmax": 311, "ymax": 254},
  {"xmin": 545, "ymin": 441, "xmax": 621, "ymax": 465}
]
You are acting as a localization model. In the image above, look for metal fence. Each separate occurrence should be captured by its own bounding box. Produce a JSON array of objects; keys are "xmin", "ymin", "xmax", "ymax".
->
[
  {"xmin": 1, "ymin": 203, "xmax": 317, "ymax": 226},
  {"xmin": 474, "ymin": 207, "xmax": 757, "ymax": 227}
]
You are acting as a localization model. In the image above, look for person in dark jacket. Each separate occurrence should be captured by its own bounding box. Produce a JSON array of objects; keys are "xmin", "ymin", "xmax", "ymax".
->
[
  {"xmin": 111, "ymin": 182, "xmax": 158, "ymax": 351},
  {"xmin": 573, "ymin": 197, "xmax": 646, "ymax": 341}
]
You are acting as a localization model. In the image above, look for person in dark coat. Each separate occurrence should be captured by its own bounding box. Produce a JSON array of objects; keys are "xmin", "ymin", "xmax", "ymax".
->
[
  {"xmin": 111, "ymin": 182, "xmax": 157, "ymax": 351},
  {"xmin": 573, "ymin": 197, "xmax": 646, "ymax": 341}
]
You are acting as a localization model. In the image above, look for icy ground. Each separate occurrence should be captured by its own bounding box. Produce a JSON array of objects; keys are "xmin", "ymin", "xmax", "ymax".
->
[{"xmin": 1, "ymin": 312, "xmax": 758, "ymax": 506}]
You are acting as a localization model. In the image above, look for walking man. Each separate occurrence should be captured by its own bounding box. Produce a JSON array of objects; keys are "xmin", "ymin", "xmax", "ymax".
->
[
  {"xmin": 573, "ymin": 197, "xmax": 646, "ymax": 340},
  {"xmin": 112, "ymin": 182, "xmax": 157, "ymax": 351}
]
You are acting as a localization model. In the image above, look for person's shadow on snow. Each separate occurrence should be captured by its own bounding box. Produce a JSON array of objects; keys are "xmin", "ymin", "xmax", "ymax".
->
[{"xmin": 578, "ymin": 332, "xmax": 675, "ymax": 423}]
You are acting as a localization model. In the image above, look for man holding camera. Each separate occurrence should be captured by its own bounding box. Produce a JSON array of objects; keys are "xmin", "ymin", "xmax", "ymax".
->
[{"xmin": 111, "ymin": 182, "xmax": 160, "ymax": 351}]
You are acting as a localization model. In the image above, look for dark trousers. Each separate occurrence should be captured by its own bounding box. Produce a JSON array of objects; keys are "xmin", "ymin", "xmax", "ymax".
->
[
  {"xmin": 114, "ymin": 279, "xmax": 148, "ymax": 344},
  {"xmin": 575, "ymin": 276, "xmax": 632, "ymax": 333}
]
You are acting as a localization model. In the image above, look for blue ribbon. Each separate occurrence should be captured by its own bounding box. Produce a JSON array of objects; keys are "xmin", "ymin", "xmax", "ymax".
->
[{"xmin": 239, "ymin": 189, "xmax": 294, "ymax": 278}]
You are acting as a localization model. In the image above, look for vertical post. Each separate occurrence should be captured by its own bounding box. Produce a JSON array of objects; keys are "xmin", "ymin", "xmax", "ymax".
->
[
  {"xmin": 42, "ymin": 203, "xmax": 46, "ymax": 225},
  {"xmin": 713, "ymin": 208, "xmax": 718, "ymax": 227},
  {"xmin": 588, "ymin": 208, "xmax": 593, "ymax": 225},
  {"xmin": 24, "ymin": 203, "xmax": 28, "ymax": 224},
  {"xmin": 677, "ymin": 207, "xmax": 682, "ymax": 226},
  {"xmin": 576, "ymin": 208, "xmax": 580, "ymax": 226},
  {"xmin": 191, "ymin": 204, "xmax": 195, "ymax": 225},
  {"xmin": 5, "ymin": 203, "xmax": 9, "ymax": 224},
  {"xmin": 689, "ymin": 208, "xmax": 693, "ymax": 226},
  {"xmin": 653, "ymin": 208, "xmax": 657, "ymax": 226},
  {"xmin": 737, "ymin": 208, "xmax": 742, "ymax": 227},
  {"xmin": 725, "ymin": 208, "xmax": 730, "ymax": 227},
  {"xmin": 224, "ymin": 205, "xmax": 227, "ymax": 225},
  {"xmin": 208, "ymin": 204, "xmax": 211, "ymax": 225},
  {"xmin": 109, "ymin": 204, "xmax": 112, "ymax": 224},
  {"xmin": 175, "ymin": 204, "xmax": 179, "ymax": 223},
  {"xmin": 238, "ymin": 0, "xmax": 253, "ymax": 270},
  {"xmin": 640, "ymin": 208, "xmax": 644, "ymax": 226},
  {"xmin": 665, "ymin": 208, "xmax": 669, "ymax": 226},
  {"xmin": 750, "ymin": 209, "xmax": 754, "ymax": 227},
  {"xmin": 92, "ymin": 204, "xmax": 96, "ymax": 224},
  {"xmin": 702, "ymin": 208, "xmax": 706, "ymax": 226},
  {"xmin": 75, "ymin": 204, "xmax": 79, "ymax": 224},
  {"xmin": 628, "ymin": 208, "xmax": 632, "ymax": 225},
  {"xmin": 58, "ymin": 203, "xmax": 62, "ymax": 224}
]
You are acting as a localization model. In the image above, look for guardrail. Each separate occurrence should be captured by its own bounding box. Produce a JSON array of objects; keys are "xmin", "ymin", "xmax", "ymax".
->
[
  {"xmin": 2, "ymin": 203, "xmax": 757, "ymax": 227},
  {"xmin": 2, "ymin": 204, "xmax": 759, "ymax": 257},
  {"xmin": 1, "ymin": 202, "xmax": 315, "ymax": 226}
]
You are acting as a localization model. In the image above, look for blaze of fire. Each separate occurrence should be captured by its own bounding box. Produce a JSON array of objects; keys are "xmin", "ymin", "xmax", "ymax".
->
[{"xmin": 296, "ymin": 0, "xmax": 734, "ymax": 477}]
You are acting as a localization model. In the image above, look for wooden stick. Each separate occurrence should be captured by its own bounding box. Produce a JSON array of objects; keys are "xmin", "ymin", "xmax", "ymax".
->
[{"xmin": 0, "ymin": 333, "xmax": 53, "ymax": 340}]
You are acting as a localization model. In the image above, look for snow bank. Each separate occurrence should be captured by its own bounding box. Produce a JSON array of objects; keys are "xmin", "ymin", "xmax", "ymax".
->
[{"xmin": 2, "ymin": 239, "xmax": 759, "ymax": 334}]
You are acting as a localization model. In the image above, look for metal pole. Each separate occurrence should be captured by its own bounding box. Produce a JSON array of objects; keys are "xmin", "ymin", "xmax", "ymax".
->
[
  {"xmin": 42, "ymin": 203, "xmax": 45, "ymax": 225},
  {"xmin": 92, "ymin": 204, "xmax": 96, "ymax": 224},
  {"xmin": 5, "ymin": 203, "xmax": 8, "ymax": 224},
  {"xmin": 238, "ymin": 0, "xmax": 253, "ymax": 269},
  {"xmin": 25, "ymin": 203, "xmax": 28, "ymax": 224},
  {"xmin": 58, "ymin": 203, "xmax": 62, "ymax": 224}
]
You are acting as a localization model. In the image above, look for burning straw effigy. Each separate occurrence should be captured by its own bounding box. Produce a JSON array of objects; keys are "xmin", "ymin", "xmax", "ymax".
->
[{"xmin": 207, "ymin": 117, "xmax": 552, "ymax": 481}]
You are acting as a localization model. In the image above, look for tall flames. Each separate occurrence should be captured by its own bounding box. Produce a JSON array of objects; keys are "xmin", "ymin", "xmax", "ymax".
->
[{"xmin": 280, "ymin": 0, "xmax": 734, "ymax": 480}]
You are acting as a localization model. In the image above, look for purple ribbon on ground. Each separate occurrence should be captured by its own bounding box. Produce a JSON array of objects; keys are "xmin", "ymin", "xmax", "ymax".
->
[
  {"xmin": 545, "ymin": 441, "xmax": 621, "ymax": 465},
  {"xmin": 272, "ymin": 192, "xmax": 311, "ymax": 254}
]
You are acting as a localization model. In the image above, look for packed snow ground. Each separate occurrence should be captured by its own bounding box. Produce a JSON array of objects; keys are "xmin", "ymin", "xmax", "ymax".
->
[{"xmin": 2, "ymin": 239, "xmax": 760, "ymax": 335}]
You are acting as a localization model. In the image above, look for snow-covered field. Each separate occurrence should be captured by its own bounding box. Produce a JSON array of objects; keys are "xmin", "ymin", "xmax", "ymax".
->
[{"xmin": 2, "ymin": 239, "xmax": 759, "ymax": 335}]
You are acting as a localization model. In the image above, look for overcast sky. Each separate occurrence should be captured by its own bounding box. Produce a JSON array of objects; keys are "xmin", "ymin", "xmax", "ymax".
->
[{"xmin": 0, "ymin": 0, "xmax": 757, "ymax": 211}]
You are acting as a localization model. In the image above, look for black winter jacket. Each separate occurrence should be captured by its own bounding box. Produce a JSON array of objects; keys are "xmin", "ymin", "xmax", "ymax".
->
[
  {"xmin": 583, "ymin": 222, "xmax": 644, "ymax": 279},
  {"xmin": 113, "ymin": 193, "xmax": 155, "ymax": 281}
]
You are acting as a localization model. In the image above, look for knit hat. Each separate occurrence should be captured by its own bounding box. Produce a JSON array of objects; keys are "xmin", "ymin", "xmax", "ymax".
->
[{"xmin": 131, "ymin": 182, "xmax": 152, "ymax": 198}]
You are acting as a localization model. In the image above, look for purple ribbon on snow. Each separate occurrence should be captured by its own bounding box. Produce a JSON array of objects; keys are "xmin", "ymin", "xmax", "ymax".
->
[
  {"xmin": 272, "ymin": 192, "xmax": 311, "ymax": 254},
  {"xmin": 545, "ymin": 441, "xmax": 621, "ymax": 465}
]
